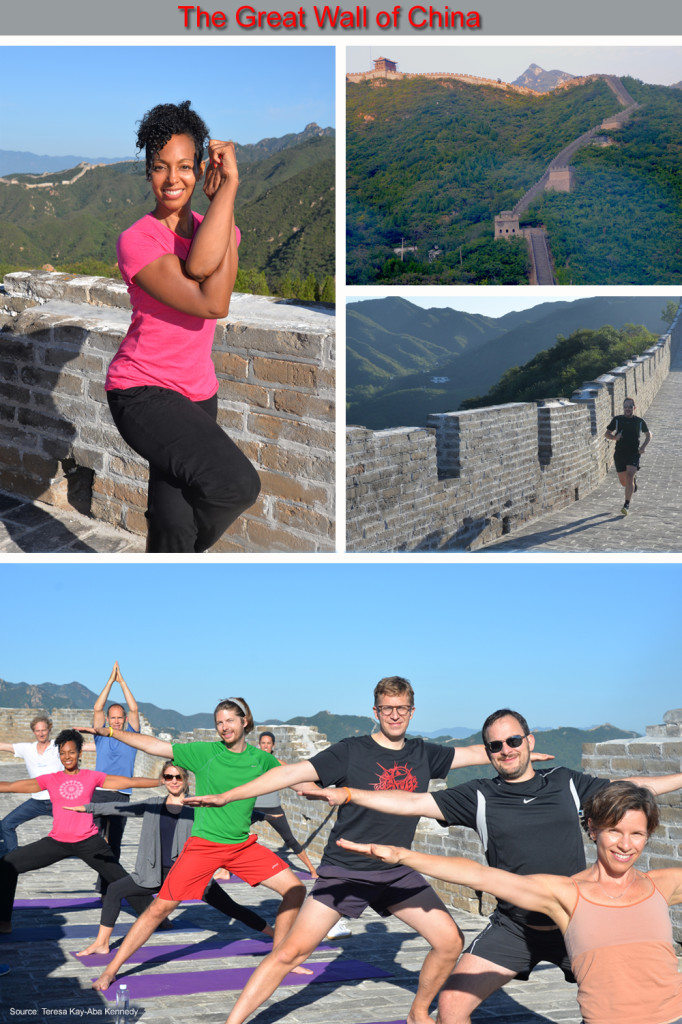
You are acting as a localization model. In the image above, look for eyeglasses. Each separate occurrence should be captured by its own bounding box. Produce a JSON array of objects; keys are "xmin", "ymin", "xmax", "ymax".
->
[
  {"xmin": 375, "ymin": 705, "xmax": 413, "ymax": 718},
  {"xmin": 163, "ymin": 773, "xmax": 183, "ymax": 781},
  {"xmin": 485, "ymin": 734, "xmax": 527, "ymax": 754}
]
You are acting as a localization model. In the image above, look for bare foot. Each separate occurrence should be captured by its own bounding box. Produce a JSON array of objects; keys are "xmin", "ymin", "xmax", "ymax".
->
[
  {"xmin": 406, "ymin": 1010, "xmax": 434, "ymax": 1024},
  {"xmin": 291, "ymin": 965, "xmax": 314, "ymax": 975},
  {"xmin": 91, "ymin": 971, "xmax": 115, "ymax": 992},
  {"xmin": 76, "ymin": 942, "xmax": 110, "ymax": 957},
  {"xmin": 214, "ymin": 868, "xmax": 231, "ymax": 881}
]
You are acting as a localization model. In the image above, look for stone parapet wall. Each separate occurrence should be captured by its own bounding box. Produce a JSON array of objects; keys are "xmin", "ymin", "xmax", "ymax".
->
[
  {"xmin": 0, "ymin": 706, "xmax": 159, "ymax": 778},
  {"xmin": 0, "ymin": 271, "xmax": 335, "ymax": 552},
  {"xmin": 347, "ymin": 313, "xmax": 680, "ymax": 551}
]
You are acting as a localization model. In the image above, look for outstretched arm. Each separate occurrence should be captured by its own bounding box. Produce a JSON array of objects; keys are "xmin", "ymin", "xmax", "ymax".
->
[
  {"xmin": 79, "ymin": 726, "xmax": 172, "ymax": 760},
  {"xmin": 625, "ymin": 773, "xmax": 682, "ymax": 796},
  {"xmin": 337, "ymin": 839, "xmax": 572, "ymax": 929},
  {"xmin": 449, "ymin": 745, "xmax": 554, "ymax": 769},
  {"xmin": 0, "ymin": 779, "xmax": 42, "ymax": 794},
  {"xmin": 301, "ymin": 785, "xmax": 445, "ymax": 820},
  {"xmin": 102, "ymin": 775, "xmax": 161, "ymax": 792},
  {"xmin": 93, "ymin": 663, "xmax": 118, "ymax": 730},
  {"xmin": 0, "ymin": 742, "xmax": 15, "ymax": 753},
  {"xmin": 183, "ymin": 761, "xmax": 319, "ymax": 808},
  {"xmin": 115, "ymin": 664, "xmax": 140, "ymax": 732}
]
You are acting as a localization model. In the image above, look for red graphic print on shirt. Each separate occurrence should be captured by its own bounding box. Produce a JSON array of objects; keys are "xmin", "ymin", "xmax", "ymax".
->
[{"xmin": 372, "ymin": 761, "xmax": 419, "ymax": 792}]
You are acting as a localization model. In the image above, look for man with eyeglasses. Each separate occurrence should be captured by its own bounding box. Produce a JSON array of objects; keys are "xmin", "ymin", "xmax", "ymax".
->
[
  {"xmin": 304, "ymin": 707, "xmax": 682, "ymax": 1024},
  {"xmin": 183, "ymin": 676, "xmax": 523, "ymax": 1024},
  {"xmin": 605, "ymin": 397, "xmax": 651, "ymax": 515}
]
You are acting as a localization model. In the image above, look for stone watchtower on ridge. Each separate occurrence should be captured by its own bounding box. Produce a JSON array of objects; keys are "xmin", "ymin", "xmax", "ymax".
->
[
  {"xmin": 373, "ymin": 57, "xmax": 398, "ymax": 76},
  {"xmin": 494, "ymin": 210, "xmax": 521, "ymax": 238}
]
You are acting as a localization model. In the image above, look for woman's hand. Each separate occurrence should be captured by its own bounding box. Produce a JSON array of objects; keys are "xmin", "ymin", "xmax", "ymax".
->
[
  {"xmin": 336, "ymin": 839, "xmax": 405, "ymax": 866},
  {"xmin": 63, "ymin": 806, "xmax": 87, "ymax": 812},
  {"xmin": 203, "ymin": 139, "xmax": 239, "ymax": 201},
  {"xmin": 298, "ymin": 786, "xmax": 348, "ymax": 806}
]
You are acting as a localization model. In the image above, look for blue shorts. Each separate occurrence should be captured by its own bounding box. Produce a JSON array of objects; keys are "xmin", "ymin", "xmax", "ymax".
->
[
  {"xmin": 467, "ymin": 910, "xmax": 574, "ymax": 983},
  {"xmin": 311, "ymin": 864, "xmax": 432, "ymax": 919}
]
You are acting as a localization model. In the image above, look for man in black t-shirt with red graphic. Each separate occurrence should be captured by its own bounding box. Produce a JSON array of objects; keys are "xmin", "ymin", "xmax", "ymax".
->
[
  {"xmin": 183, "ymin": 676, "xmax": 503, "ymax": 1024},
  {"xmin": 605, "ymin": 397, "xmax": 651, "ymax": 515},
  {"xmin": 309, "ymin": 707, "xmax": 682, "ymax": 1024}
]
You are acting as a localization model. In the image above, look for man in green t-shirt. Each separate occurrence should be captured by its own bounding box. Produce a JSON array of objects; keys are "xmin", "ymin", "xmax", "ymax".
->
[{"xmin": 82, "ymin": 697, "xmax": 306, "ymax": 992}]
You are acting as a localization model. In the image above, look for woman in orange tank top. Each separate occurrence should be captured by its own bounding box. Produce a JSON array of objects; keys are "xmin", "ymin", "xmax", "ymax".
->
[{"xmin": 340, "ymin": 781, "xmax": 682, "ymax": 1024}]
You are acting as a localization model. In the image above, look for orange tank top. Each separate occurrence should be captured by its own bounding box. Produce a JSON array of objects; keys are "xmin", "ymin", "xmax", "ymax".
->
[{"xmin": 564, "ymin": 877, "xmax": 682, "ymax": 1024}]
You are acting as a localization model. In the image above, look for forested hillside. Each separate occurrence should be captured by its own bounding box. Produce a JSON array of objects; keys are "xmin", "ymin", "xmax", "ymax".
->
[
  {"xmin": 347, "ymin": 75, "xmax": 682, "ymax": 285},
  {"xmin": 0, "ymin": 132, "xmax": 334, "ymax": 298},
  {"xmin": 347, "ymin": 296, "xmax": 671, "ymax": 429}
]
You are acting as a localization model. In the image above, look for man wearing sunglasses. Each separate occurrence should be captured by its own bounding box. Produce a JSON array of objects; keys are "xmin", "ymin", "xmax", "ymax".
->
[
  {"xmin": 182, "ymin": 678, "xmax": 550, "ymax": 1024},
  {"xmin": 304, "ymin": 707, "xmax": 682, "ymax": 1024}
]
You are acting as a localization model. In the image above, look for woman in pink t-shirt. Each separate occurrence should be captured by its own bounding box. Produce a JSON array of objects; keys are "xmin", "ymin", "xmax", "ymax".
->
[
  {"xmin": 0, "ymin": 729, "xmax": 160, "ymax": 933},
  {"xmin": 106, "ymin": 100, "xmax": 260, "ymax": 553}
]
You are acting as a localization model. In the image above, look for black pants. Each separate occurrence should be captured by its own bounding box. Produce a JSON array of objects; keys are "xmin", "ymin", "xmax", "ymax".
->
[
  {"xmin": 252, "ymin": 806, "xmax": 303, "ymax": 856},
  {"xmin": 101, "ymin": 875, "xmax": 268, "ymax": 933},
  {"xmin": 107, "ymin": 387, "xmax": 261, "ymax": 553},
  {"xmin": 0, "ymin": 835, "xmax": 127, "ymax": 923},
  {"xmin": 93, "ymin": 790, "xmax": 130, "ymax": 894}
]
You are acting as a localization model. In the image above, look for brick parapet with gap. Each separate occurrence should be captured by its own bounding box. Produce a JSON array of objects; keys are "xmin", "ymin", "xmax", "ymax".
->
[
  {"xmin": 347, "ymin": 312, "xmax": 680, "ymax": 551},
  {"xmin": 0, "ymin": 271, "xmax": 335, "ymax": 552}
]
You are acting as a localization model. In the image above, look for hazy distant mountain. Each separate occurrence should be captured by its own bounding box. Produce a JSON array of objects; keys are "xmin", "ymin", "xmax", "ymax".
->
[
  {"xmin": 0, "ymin": 151, "xmax": 131, "ymax": 176},
  {"xmin": 236, "ymin": 123, "xmax": 334, "ymax": 164},
  {"xmin": 513, "ymin": 63, "xmax": 576, "ymax": 93},
  {"xmin": 347, "ymin": 295, "xmax": 671, "ymax": 430}
]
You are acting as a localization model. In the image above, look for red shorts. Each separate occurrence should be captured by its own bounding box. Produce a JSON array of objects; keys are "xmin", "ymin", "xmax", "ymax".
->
[{"xmin": 158, "ymin": 834, "xmax": 288, "ymax": 902}]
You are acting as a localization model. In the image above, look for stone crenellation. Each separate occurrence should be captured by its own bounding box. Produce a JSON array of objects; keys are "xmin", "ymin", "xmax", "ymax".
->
[
  {"xmin": 3, "ymin": 708, "xmax": 682, "ymax": 940},
  {"xmin": 346, "ymin": 70, "xmax": 604, "ymax": 97},
  {"xmin": 347, "ymin": 310, "xmax": 681, "ymax": 551},
  {"xmin": 0, "ymin": 271, "xmax": 335, "ymax": 552}
]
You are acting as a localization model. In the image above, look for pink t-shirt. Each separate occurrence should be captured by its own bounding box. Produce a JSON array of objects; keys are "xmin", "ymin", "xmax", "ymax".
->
[
  {"xmin": 106, "ymin": 212, "xmax": 240, "ymax": 402},
  {"xmin": 36, "ymin": 769, "xmax": 107, "ymax": 842}
]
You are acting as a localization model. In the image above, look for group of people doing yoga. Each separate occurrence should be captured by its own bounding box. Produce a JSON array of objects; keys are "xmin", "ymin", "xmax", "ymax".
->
[
  {"xmin": 105, "ymin": 99, "xmax": 260, "ymax": 553},
  {"xmin": 2, "ymin": 674, "xmax": 682, "ymax": 1024}
]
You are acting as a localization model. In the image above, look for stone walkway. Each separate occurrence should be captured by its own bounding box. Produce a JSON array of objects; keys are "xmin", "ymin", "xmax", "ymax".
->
[
  {"xmin": 0, "ymin": 774, "xmax": 583, "ymax": 1024},
  {"xmin": 483, "ymin": 346, "xmax": 682, "ymax": 552},
  {"xmin": 0, "ymin": 491, "xmax": 144, "ymax": 553}
]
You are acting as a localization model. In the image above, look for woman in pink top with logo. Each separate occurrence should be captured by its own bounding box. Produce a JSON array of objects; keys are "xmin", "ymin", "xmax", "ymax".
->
[
  {"xmin": 342, "ymin": 782, "xmax": 682, "ymax": 1024},
  {"xmin": 0, "ymin": 729, "xmax": 160, "ymax": 933},
  {"xmin": 106, "ymin": 100, "xmax": 260, "ymax": 553}
]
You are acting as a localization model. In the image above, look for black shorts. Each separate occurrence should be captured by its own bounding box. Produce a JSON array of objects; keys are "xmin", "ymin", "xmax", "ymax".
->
[
  {"xmin": 614, "ymin": 450, "xmax": 640, "ymax": 473},
  {"xmin": 310, "ymin": 864, "xmax": 433, "ymax": 919},
  {"xmin": 467, "ymin": 910, "xmax": 575, "ymax": 983}
]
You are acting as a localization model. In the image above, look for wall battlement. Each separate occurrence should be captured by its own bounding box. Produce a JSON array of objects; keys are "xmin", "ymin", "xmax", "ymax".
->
[
  {"xmin": 0, "ymin": 271, "xmax": 335, "ymax": 552},
  {"xmin": 347, "ymin": 313, "xmax": 680, "ymax": 551}
]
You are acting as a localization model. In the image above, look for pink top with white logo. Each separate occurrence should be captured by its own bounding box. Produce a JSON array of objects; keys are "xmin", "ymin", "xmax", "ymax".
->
[
  {"xmin": 106, "ymin": 212, "xmax": 240, "ymax": 402},
  {"xmin": 36, "ymin": 769, "xmax": 107, "ymax": 842}
]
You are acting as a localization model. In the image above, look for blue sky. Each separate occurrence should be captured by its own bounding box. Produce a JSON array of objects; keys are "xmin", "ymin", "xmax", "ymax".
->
[
  {"xmin": 346, "ymin": 46, "xmax": 682, "ymax": 85},
  {"xmin": 0, "ymin": 47, "xmax": 334, "ymax": 157},
  {"xmin": 0, "ymin": 563, "xmax": 677, "ymax": 736}
]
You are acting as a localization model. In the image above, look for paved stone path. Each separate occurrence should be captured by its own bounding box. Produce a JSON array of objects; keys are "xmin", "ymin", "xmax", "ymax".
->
[
  {"xmin": 484, "ymin": 345, "xmax": 682, "ymax": 552},
  {"xmin": 0, "ymin": 491, "xmax": 144, "ymax": 553},
  {"xmin": 0, "ymin": 769, "xmax": 583, "ymax": 1024}
]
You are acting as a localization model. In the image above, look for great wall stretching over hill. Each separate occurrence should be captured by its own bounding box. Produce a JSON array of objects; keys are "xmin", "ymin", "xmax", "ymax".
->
[
  {"xmin": 346, "ymin": 308, "xmax": 682, "ymax": 552},
  {"xmin": 0, "ymin": 162, "xmax": 108, "ymax": 190},
  {"xmin": 0, "ymin": 270, "xmax": 335, "ymax": 553},
  {"xmin": 3, "ymin": 706, "xmax": 682, "ymax": 939}
]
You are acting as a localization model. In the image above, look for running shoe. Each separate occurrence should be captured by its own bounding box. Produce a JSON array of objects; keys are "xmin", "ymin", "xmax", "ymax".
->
[
  {"xmin": 620, "ymin": 505, "xmax": 629, "ymax": 516},
  {"xmin": 325, "ymin": 918, "xmax": 352, "ymax": 940}
]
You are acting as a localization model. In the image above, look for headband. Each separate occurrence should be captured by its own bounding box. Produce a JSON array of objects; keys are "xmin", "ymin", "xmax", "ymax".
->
[{"xmin": 227, "ymin": 697, "xmax": 248, "ymax": 717}]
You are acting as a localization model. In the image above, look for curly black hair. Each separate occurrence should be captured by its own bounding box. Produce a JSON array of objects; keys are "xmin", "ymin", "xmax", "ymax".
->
[
  {"xmin": 54, "ymin": 728, "xmax": 84, "ymax": 753},
  {"xmin": 136, "ymin": 100, "xmax": 210, "ymax": 178}
]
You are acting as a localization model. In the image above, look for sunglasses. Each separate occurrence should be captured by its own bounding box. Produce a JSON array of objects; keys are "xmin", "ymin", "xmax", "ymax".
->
[
  {"xmin": 163, "ymin": 773, "xmax": 183, "ymax": 781},
  {"xmin": 485, "ymin": 734, "xmax": 526, "ymax": 754}
]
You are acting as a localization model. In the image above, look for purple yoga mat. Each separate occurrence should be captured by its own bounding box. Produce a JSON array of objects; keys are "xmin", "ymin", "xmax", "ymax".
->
[
  {"xmin": 1, "ymin": 922, "xmax": 203, "ymax": 942},
  {"xmin": 14, "ymin": 897, "xmax": 102, "ymax": 908},
  {"xmin": 71, "ymin": 938, "xmax": 339, "ymax": 966},
  {"xmin": 98, "ymin": 959, "xmax": 390, "ymax": 1000}
]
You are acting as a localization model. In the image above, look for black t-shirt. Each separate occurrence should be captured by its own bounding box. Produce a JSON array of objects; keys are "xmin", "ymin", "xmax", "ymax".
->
[
  {"xmin": 310, "ymin": 734, "xmax": 453, "ymax": 872},
  {"xmin": 607, "ymin": 414, "xmax": 649, "ymax": 454},
  {"xmin": 432, "ymin": 766, "xmax": 609, "ymax": 925}
]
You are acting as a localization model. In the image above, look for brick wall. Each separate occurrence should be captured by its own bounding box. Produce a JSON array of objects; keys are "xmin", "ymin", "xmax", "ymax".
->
[
  {"xmin": 0, "ymin": 271, "xmax": 335, "ymax": 552},
  {"xmin": 347, "ymin": 313, "xmax": 679, "ymax": 551}
]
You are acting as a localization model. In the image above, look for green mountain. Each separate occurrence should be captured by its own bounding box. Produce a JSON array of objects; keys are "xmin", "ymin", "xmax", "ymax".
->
[
  {"xmin": 347, "ymin": 296, "xmax": 672, "ymax": 430},
  {"xmin": 347, "ymin": 75, "xmax": 682, "ymax": 285},
  {"xmin": 0, "ymin": 130, "xmax": 334, "ymax": 289}
]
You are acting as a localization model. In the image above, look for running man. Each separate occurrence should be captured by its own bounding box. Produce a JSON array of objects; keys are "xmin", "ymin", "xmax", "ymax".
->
[
  {"xmin": 605, "ymin": 397, "xmax": 651, "ymax": 515},
  {"xmin": 82, "ymin": 697, "xmax": 306, "ymax": 992},
  {"xmin": 183, "ymin": 678, "xmax": 552, "ymax": 1024},
  {"xmin": 306, "ymin": 708, "xmax": 682, "ymax": 1024}
]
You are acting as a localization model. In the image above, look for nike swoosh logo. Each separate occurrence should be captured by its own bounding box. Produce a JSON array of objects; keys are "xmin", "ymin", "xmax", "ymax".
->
[{"xmin": 523, "ymin": 798, "xmax": 536, "ymax": 804}]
